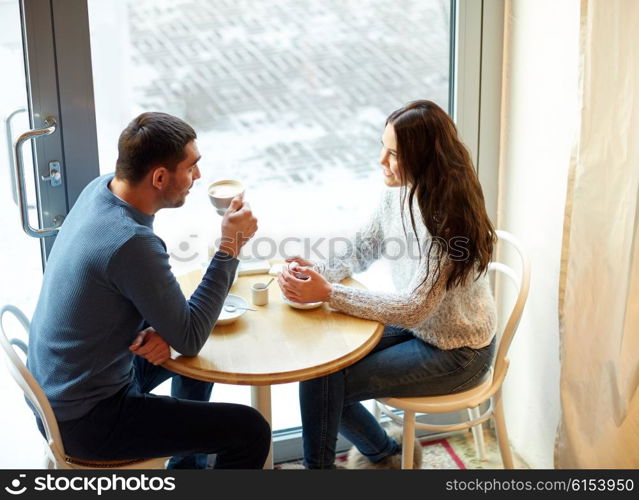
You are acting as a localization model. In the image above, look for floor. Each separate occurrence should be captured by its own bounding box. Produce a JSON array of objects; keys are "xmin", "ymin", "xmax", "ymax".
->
[
  {"xmin": 434, "ymin": 428, "xmax": 529, "ymax": 470},
  {"xmin": 276, "ymin": 426, "xmax": 530, "ymax": 470}
]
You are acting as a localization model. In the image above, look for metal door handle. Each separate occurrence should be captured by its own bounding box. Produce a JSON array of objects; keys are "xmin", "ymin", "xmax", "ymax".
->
[
  {"xmin": 14, "ymin": 116, "xmax": 64, "ymax": 238},
  {"xmin": 4, "ymin": 107, "xmax": 27, "ymax": 206}
]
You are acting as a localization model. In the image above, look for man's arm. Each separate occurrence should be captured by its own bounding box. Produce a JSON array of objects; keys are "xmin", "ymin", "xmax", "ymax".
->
[
  {"xmin": 110, "ymin": 195, "xmax": 257, "ymax": 357},
  {"xmin": 109, "ymin": 236, "xmax": 238, "ymax": 356}
]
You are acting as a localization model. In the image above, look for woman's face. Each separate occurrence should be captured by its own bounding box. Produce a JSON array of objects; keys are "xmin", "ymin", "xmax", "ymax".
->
[{"xmin": 379, "ymin": 122, "xmax": 403, "ymax": 187}]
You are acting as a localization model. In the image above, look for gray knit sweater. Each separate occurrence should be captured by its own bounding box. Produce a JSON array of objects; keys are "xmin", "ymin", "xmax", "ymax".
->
[{"xmin": 319, "ymin": 189, "xmax": 496, "ymax": 350}]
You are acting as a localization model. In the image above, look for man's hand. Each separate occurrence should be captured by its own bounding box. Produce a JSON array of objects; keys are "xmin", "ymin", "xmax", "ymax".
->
[
  {"xmin": 129, "ymin": 327, "xmax": 171, "ymax": 366},
  {"xmin": 219, "ymin": 193, "xmax": 258, "ymax": 258}
]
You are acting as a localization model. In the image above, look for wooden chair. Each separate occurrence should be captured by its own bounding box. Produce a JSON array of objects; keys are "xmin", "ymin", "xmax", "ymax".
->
[
  {"xmin": 0, "ymin": 305, "xmax": 168, "ymax": 469},
  {"xmin": 374, "ymin": 230, "xmax": 531, "ymax": 468}
]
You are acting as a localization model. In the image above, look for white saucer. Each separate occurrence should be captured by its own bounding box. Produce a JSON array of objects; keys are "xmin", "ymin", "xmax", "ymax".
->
[
  {"xmin": 216, "ymin": 294, "xmax": 249, "ymax": 325},
  {"xmin": 280, "ymin": 293, "xmax": 324, "ymax": 310}
]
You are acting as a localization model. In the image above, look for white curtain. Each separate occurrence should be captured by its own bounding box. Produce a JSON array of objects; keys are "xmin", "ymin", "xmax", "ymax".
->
[{"xmin": 556, "ymin": 0, "xmax": 639, "ymax": 467}]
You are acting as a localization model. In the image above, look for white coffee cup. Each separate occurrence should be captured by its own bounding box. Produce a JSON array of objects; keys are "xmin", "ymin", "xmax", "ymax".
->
[
  {"xmin": 251, "ymin": 282, "xmax": 269, "ymax": 306},
  {"xmin": 208, "ymin": 180, "xmax": 245, "ymax": 216}
]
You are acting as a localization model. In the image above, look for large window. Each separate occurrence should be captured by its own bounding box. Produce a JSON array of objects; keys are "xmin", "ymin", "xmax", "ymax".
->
[
  {"xmin": 1, "ymin": 0, "xmax": 503, "ymax": 467},
  {"xmin": 87, "ymin": 0, "xmax": 452, "ymax": 432}
]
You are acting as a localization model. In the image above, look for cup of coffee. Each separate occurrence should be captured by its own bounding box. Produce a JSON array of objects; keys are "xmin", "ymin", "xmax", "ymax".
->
[
  {"xmin": 208, "ymin": 180, "xmax": 245, "ymax": 216},
  {"xmin": 288, "ymin": 262, "xmax": 310, "ymax": 281}
]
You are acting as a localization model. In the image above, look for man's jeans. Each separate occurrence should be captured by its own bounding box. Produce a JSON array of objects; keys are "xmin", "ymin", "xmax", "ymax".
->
[
  {"xmin": 299, "ymin": 326, "xmax": 496, "ymax": 469},
  {"xmin": 38, "ymin": 357, "xmax": 270, "ymax": 469},
  {"xmin": 168, "ymin": 375, "xmax": 213, "ymax": 469}
]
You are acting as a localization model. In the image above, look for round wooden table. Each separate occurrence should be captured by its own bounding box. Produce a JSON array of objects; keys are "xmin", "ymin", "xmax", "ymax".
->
[{"xmin": 163, "ymin": 268, "xmax": 383, "ymax": 468}]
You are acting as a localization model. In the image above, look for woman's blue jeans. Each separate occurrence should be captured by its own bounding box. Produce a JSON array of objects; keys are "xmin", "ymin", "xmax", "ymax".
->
[{"xmin": 299, "ymin": 325, "xmax": 496, "ymax": 469}]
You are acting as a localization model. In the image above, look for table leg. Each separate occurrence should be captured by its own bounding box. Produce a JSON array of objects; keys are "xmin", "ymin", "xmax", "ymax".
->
[{"xmin": 251, "ymin": 385, "xmax": 273, "ymax": 469}]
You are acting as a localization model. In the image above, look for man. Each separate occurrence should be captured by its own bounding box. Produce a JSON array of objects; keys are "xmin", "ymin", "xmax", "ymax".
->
[{"xmin": 27, "ymin": 112, "xmax": 270, "ymax": 469}]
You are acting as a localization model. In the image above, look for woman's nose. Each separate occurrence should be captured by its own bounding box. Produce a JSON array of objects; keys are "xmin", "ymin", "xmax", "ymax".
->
[{"xmin": 379, "ymin": 149, "xmax": 389, "ymax": 166}]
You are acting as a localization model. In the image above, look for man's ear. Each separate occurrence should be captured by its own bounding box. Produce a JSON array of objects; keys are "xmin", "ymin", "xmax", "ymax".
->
[{"xmin": 150, "ymin": 166, "xmax": 169, "ymax": 189}]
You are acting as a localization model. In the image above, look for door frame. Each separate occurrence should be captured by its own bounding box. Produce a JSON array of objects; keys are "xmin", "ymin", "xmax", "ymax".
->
[{"xmin": 21, "ymin": 0, "xmax": 99, "ymax": 262}]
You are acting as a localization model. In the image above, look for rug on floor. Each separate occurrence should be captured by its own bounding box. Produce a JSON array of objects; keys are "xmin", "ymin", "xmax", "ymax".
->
[
  {"xmin": 418, "ymin": 438, "xmax": 466, "ymax": 469},
  {"xmin": 276, "ymin": 428, "xmax": 528, "ymax": 469},
  {"xmin": 276, "ymin": 436, "xmax": 467, "ymax": 469}
]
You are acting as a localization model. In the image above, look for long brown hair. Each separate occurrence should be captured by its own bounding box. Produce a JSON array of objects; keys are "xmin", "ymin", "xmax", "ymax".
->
[{"xmin": 387, "ymin": 100, "xmax": 495, "ymax": 290}]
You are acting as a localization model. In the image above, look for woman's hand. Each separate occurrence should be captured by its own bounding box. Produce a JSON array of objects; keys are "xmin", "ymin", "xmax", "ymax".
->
[
  {"xmin": 278, "ymin": 264, "xmax": 332, "ymax": 303},
  {"xmin": 285, "ymin": 256, "xmax": 315, "ymax": 268}
]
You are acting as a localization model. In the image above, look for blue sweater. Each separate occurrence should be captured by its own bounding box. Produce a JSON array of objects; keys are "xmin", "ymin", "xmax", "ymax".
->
[{"xmin": 27, "ymin": 174, "xmax": 238, "ymax": 421}]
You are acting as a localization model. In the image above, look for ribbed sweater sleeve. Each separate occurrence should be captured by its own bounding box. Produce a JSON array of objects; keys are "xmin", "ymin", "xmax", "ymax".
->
[
  {"xmin": 108, "ymin": 235, "xmax": 237, "ymax": 356},
  {"xmin": 329, "ymin": 258, "xmax": 451, "ymax": 328},
  {"xmin": 316, "ymin": 195, "xmax": 386, "ymax": 283}
]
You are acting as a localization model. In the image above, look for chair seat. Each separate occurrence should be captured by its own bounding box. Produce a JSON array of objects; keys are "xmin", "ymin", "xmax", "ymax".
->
[
  {"xmin": 379, "ymin": 370, "xmax": 493, "ymax": 414},
  {"xmin": 65, "ymin": 455, "xmax": 169, "ymax": 469}
]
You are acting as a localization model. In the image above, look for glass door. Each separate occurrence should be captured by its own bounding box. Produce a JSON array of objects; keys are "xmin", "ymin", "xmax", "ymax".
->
[
  {"xmin": 0, "ymin": 0, "xmax": 43, "ymax": 468},
  {"xmin": 0, "ymin": 0, "xmax": 67, "ymax": 467}
]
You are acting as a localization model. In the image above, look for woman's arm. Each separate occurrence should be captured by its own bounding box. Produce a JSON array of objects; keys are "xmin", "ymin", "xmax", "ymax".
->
[
  {"xmin": 327, "ymin": 258, "xmax": 451, "ymax": 328},
  {"xmin": 314, "ymin": 191, "xmax": 388, "ymax": 283},
  {"xmin": 279, "ymin": 253, "xmax": 451, "ymax": 329}
]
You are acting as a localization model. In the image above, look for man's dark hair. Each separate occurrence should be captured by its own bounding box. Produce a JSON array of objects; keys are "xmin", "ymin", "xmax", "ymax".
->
[{"xmin": 115, "ymin": 112, "xmax": 197, "ymax": 183}]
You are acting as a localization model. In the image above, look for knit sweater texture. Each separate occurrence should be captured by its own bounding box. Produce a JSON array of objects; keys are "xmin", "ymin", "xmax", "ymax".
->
[
  {"xmin": 27, "ymin": 174, "xmax": 238, "ymax": 421},
  {"xmin": 320, "ymin": 189, "xmax": 496, "ymax": 350}
]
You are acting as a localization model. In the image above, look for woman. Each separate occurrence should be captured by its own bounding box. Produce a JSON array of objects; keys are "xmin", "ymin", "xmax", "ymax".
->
[{"xmin": 278, "ymin": 100, "xmax": 497, "ymax": 469}]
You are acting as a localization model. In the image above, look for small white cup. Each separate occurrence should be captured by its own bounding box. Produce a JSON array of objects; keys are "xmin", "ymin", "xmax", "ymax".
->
[{"xmin": 251, "ymin": 282, "xmax": 269, "ymax": 306}]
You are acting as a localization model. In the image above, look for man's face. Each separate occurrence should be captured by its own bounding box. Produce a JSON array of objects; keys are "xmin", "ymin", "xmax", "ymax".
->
[{"xmin": 163, "ymin": 140, "xmax": 202, "ymax": 208}]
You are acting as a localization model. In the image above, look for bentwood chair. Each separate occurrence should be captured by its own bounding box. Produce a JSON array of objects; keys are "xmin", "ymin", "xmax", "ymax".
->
[
  {"xmin": 374, "ymin": 230, "xmax": 531, "ymax": 469},
  {"xmin": 0, "ymin": 304, "xmax": 169, "ymax": 469}
]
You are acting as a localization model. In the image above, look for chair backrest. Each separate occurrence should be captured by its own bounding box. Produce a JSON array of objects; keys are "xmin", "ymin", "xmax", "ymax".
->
[
  {"xmin": 488, "ymin": 230, "xmax": 531, "ymax": 386},
  {"xmin": 0, "ymin": 305, "xmax": 67, "ymax": 466}
]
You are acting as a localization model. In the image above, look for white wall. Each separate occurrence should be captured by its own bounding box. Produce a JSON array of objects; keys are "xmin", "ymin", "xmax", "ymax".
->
[{"xmin": 498, "ymin": 0, "xmax": 580, "ymax": 468}]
